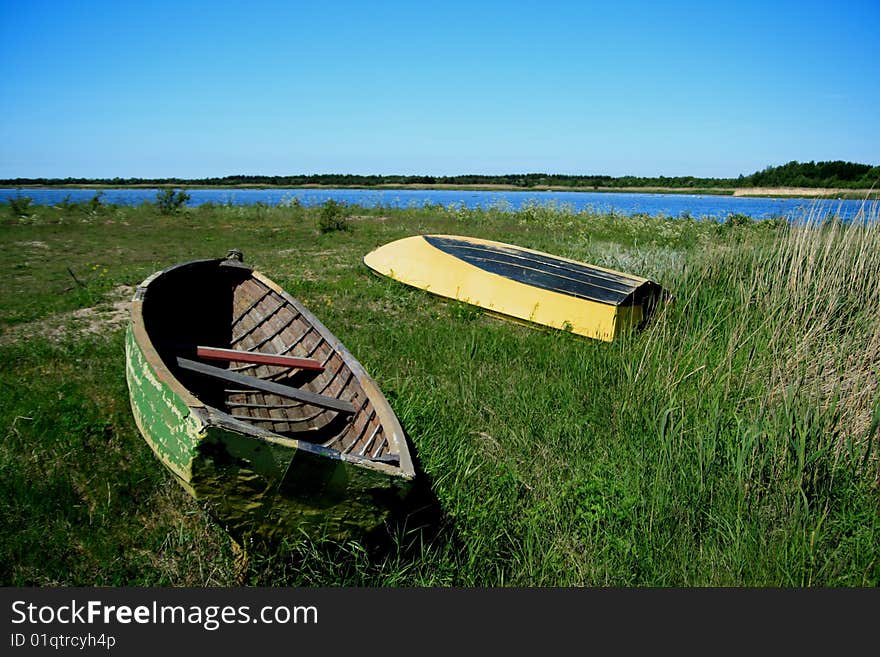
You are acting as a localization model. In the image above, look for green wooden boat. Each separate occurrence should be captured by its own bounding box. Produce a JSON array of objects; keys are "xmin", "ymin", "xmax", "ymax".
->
[{"xmin": 125, "ymin": 251, "xmax": 415, "ymax": 542}]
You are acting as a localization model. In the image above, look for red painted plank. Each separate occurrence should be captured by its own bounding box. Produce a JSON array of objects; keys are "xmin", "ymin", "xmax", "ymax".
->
[
  {"xmin": 196, "ymin": 346, "xmax": 325, "ymax": 371},
  {"xmin": 177, "ymin": 357, "xmax": 352, "ymax": 414}
]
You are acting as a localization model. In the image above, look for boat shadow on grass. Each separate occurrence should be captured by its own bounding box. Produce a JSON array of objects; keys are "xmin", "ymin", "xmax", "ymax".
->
[
  {"xmin": 369, "ymin": 440, "xmax": 458, "ymax": 547},
  {"xmin": 230, "ymin": 436, "xmax": 461, "ymax": 585}
]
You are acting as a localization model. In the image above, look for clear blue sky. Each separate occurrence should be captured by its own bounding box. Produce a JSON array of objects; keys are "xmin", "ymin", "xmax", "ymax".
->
[{"xmin": 1, "ymin": 0, "xmax": 877, "ymax": 179}]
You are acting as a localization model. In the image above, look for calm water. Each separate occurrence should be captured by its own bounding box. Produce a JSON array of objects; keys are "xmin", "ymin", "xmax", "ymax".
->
[{"xmin": 0, "ymin": 187, "xmax": 873, "ymax": 221}]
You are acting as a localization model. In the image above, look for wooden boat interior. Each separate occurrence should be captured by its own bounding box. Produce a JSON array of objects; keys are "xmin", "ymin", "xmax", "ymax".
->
[{"xmin": 141, "ymin": 258, "xmax": 397, "ymax": 463}]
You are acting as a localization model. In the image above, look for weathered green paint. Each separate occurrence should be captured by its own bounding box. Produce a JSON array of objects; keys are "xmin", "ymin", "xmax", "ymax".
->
[{"xmin": 125, "ymin": 324, "xmax": 203, "ymax": 480}]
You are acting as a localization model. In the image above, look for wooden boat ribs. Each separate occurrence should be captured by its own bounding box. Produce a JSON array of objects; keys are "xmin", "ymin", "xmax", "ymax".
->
[
  {"xmin": 211, "ymin": 277, "xmax": 392, "ymax": 458},
  {"xmin": 139, "ymin": 257, "xmax": 402, "ymax": 461}
]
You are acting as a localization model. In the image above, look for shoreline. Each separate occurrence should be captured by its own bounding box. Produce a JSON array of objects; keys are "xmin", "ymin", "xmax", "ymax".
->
[{"xmin": 2, "ymin": 182, "xmax": 877, "ymax": 201}]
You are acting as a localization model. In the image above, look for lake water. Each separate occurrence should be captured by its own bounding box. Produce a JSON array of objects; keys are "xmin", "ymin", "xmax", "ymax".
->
[{"xmin": 1, "ymin": 187, "xmax": 874, "ymax": 221}]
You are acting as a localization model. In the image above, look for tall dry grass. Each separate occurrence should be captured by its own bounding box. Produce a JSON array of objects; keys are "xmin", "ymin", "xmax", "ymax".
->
[
  {"xmin": 632, "ymin": 202, "xmax": 880, "ymax": 498},
  {"xmin": 764, "ymin": 204, "xmax": 880, "ymax": 460}
]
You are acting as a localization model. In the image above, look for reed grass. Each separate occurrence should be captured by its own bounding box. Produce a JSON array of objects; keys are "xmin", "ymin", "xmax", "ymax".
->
[{"xmin": 0, "ymin": 198, "xmax": 877, "ymax": 586}]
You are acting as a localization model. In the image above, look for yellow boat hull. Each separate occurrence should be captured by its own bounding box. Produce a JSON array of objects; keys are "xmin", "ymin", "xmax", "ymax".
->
[{"xmin": 363, "ymin": 235, "xmax": 665, "ymax": 341}]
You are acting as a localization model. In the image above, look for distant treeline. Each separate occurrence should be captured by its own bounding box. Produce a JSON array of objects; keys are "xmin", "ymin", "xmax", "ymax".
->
[
  {"xmin": 3, "ymin": 160, "xmax": 877, "ymax": 190},
  {"xmin": 745, "ymin": 160, "xmax": 879, "ymax": 189}
]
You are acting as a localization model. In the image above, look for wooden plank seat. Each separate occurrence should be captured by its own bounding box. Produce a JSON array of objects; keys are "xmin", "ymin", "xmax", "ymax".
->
[{"xmin": 195, "ymin": 346, "xmax": 325, "ymax": 371}]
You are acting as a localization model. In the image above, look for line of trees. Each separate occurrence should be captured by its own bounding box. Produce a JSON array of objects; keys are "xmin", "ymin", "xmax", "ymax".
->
[
  {"xmin": 745, "ymin": 161, "xmax": 879, "ymax": 188},
  {"xmin": 2, "ymin": 161, "xmax": 877, "ymax": 190}
]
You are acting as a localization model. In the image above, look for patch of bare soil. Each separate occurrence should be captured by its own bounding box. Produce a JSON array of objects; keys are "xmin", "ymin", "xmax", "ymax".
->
[{"xmin": 0, "ymin": 285, "xmax": 134, "ymax": 345}]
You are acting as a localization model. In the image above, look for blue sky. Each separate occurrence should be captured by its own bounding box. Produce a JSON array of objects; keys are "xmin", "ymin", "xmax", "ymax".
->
[{"xmin": 1, "ymin": 0, "xmax": 877, "ymax": 178}]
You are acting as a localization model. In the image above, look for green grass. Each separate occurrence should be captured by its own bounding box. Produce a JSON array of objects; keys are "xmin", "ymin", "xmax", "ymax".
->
[{"xmin": 1, "ymin": 198, "xmax": 878, "ymax": 586}]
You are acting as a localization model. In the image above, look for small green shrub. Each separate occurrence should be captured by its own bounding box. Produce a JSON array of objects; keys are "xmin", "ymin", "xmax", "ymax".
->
[
  {"xmin": 725, "ymin": 212, "xmax": 754, "ymax": 227},
  {"xmin": 279, "ymin": 194, "xmax": 302, "ymax": 208},
  {"xmin": 156, "ymin": 188, "xmax": 191, "ymax": 214},
  {"xmin": 7, "ymin": 193, "xmax": 33, "ymax": 217},
  {"xmin": 86, "ymin": 191, "xmax": 104, "ymax": 215},
  {"xmin": 317, "ymin": 199, "xmax": 352, "ymax": 233}
]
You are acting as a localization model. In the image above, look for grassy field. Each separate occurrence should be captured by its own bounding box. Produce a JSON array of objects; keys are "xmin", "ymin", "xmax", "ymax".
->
[{"xmin": 1, "ymin": 196, "xmax": 878, "ymax": 586}]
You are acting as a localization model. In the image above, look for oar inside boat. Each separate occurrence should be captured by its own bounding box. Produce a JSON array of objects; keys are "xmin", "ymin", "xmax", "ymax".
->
[{"xmin": 176, "ymin": 356, "xmax": 356, "ymax": 415}]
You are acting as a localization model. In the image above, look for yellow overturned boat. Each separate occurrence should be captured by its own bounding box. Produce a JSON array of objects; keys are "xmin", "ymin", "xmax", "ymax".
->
[{"xmin": 363, "ymin": 235, "xmax": 666, "ymax": 341}]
